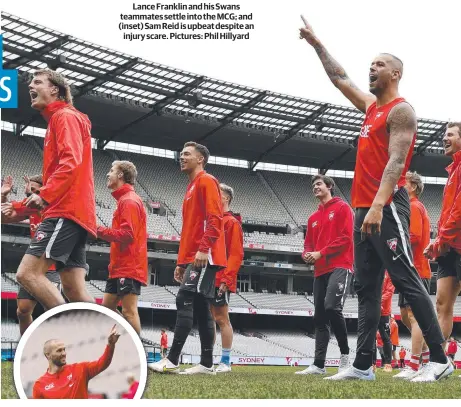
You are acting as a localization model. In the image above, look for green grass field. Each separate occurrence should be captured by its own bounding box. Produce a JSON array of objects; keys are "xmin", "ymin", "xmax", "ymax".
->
[
  {"xmin": 146, "ymin": 365, "xmax": 461, "ymax": 399},
  {"xmin": 3, "ymin": 362, "xmax": 461, "ymax": 399},
  {"xmin": 1, "ymin": 362, "xmax": 18, "ymax": 399}
]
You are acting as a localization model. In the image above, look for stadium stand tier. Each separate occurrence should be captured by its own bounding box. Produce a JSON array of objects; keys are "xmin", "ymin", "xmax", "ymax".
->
[
  {"xmin": 1, "ymin": 131, "xmax": 445, "ymax": 250},
  {"xmin": 5, "ymin": 273, "xmax": 459, "ymax": 317}
]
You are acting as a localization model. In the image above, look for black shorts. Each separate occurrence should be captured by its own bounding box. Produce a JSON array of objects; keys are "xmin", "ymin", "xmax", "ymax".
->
[
  {"xmin": 436, "ymin": 249, "xmax": 461, "ymax": 281},
  {"xmin": 393, "ymin": 345, "xmax": 397, "ymax": 351},
  {"xmin": 399, "ymin": 277, "xmax": 431, "ymax": 308},
  {"xmin": 17, "ymin": 272, "xmax": 61, "ymax": 301},
  {"xmin": 105, "ymin": 278, "xmax": 141, "ymax": 296},
  {"xmin": 179, "ymin": 263, "xmax": 218, "ymax": 299},
  {"xmin": 25, "ymin": 218, "xmax": 89, "ymax": 272},
  {"xmin": 212, "ymin": 286, "xmax": 231, "ymax": 307}
]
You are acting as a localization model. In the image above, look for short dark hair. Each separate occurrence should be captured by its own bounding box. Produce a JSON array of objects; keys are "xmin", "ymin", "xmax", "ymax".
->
[
  {"xmin": 312, "ymin": 174, "xmax": 335, "ymax": 196},
  {"xmin": 29, "ymin": 174, "xmax": 43, "ymax": 185},
  {"xmin": 381, "ymin": 53, "xmax": 404, "ymax": 79},
  {"xmin": 184, "ymin": 141, "xmax": 210, "ymax": 166}
]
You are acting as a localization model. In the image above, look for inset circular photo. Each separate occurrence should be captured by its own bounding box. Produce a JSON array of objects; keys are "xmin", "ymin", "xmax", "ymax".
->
[{"xmin": 13, "ymin": 303, "xmax": 147, "ymax": 399}]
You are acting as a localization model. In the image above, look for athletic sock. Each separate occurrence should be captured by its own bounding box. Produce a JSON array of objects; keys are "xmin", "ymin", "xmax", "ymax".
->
[
  {"xmin": 221, "ymin": 348, "xmax": 231, "ymax": 365},
  {"xmin": 313, "ymin": 358, "xmax": 325, "ymax": 369},
  {"xmin": 427, "ymin": 343, "xmax": 448, "ymax": 364},
  {"xmin": 421, "ymin": 350, "xmax": 430, "ymax": 365},
  {"xmin": 409, "ymin": 354, "xmax": 420, "ymax": 371},
  {"xmin": 353, "ymin": 351, "xmax": 373, "ymax": 371}
]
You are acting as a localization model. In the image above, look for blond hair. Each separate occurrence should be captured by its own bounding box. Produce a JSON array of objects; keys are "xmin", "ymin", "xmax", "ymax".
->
[
  {"xmin": 113, "ymin": 161, "xmax": 137, "ymax": 185},
  {"xmin": 220, "ymin": 183, "xmax": 234, "ymax": 205},
  {"xmin": 406, "ymin": 171, "xmax": 424, "ymax": 197}
]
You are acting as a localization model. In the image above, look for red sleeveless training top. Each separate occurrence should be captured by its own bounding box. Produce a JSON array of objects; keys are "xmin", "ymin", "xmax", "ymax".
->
[{"xmin": 351, "ymin": 97, "xmax": 416, "ymax": 208}]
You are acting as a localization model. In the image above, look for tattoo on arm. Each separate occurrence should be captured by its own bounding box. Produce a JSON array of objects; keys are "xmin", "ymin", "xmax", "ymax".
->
[
  {"xmin": 313, "ymin": 44, "xmax": 355, "ymax": 88},
  {"xmin": 381, "ymin": 103, "xmax": 417, "ymax": 187},
  {"xmin": 312, "ymin": 42, "xmax": 372, "ymax": 113}
]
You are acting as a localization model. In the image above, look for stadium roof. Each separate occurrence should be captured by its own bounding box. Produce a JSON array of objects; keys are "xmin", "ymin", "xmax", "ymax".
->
[{"xmin": 1, "ymin": 12, "xmax": 451, "ymax": 176}]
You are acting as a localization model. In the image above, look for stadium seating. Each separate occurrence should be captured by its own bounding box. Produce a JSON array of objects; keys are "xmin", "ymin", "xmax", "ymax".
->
[
  {"xmin": 85, "ymin": 282, "xmax": 105, "ymax": 298},
  {"xmin": 1, "ymin": 319, "xmax": 20, "ymax": 341},
  {"xmin": 333, "ymin": 177, "xmax": 353, "ymax": 204},
  {"xmin": 244, "ymin": 231, "xmax": 304, "ymax": 248},
  {"xmin": 342, "ymin": 296, "xmax": 360, "ymax": 314},
  {"xmin": 258, "ymin": 330, "xmax": 320, "ymax": 357},
  {"xmin": 227, "ymin": 293, "xmax": 254, "ymax": 308},
  {"xmin": 420, "ymin": 184, "xmax": 445, "ymax": 224},
  {"xmin": 224, "ymin": 331, "xmax": 304, "ymax": 357},
  {"xmin": 138, "ymin": 285, "xmax": 176, "ymax": 303},
  {"xmin": 1, "ymin": 273, "xmax": 18, "ymax": 293},
  {"xmin": 238, "ymin": 291, "xmax": 314, "ymax": 310},
  {"xmin": 1, "ymin": 133, "xmax": 43, "ymax": 202},
  {"xmin": 3, "ymin": 274, "xmax": 453, "ymax": 319},
  {"xmin": 206, "ymin": 164, "xmax": 293, "ymax": 223},
  {"xmin": 1, "ymin": 132, "xmax": 446, "ymax": 249},
  {"xmin": 261, "ymin": 171, "xmax": 349, "ymax": 225}
]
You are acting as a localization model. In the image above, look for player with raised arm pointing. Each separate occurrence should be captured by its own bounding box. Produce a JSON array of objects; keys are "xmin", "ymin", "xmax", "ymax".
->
[
  {"xmin": 33, "ymin": 325, "xmax": 120, "ymax": 399},
  {"xmin": 298, "ymin": 15, "xmax": 451, "ymax": 382}
]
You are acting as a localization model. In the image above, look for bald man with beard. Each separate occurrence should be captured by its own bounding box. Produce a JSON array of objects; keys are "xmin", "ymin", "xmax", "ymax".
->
[
  {"xmin": 299, "ymin": 14, "xmax": 451, "ymax": 382},
  {"xmin": 32, "ymin": 325, "xmax": 120, "ymax": 399}
]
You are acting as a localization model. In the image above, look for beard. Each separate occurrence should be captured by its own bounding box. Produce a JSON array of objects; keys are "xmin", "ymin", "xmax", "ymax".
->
[
  {"xmin": 369, "ymin": 85, "xmax": 381, "ymax": 96},
  {"xmin": 52, "ymin": 357, "xmax": 66, "ymax": 367}
]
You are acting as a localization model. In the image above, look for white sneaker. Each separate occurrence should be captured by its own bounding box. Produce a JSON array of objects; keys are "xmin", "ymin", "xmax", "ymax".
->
[
  {"xmin": 180, "ymin": 364, "xmax": 216, "ymax": 375},
  {"xmin": 410, "ymin": 361, "xmax": 454, "ymax": 382},
  {"xmin": 393, "ymin": 366, "xmax": 420, "ymax": 380},
  {"xmin": 147, "ymin": 358, "xmax": 180, "ymax": 374},
  {"xmin": 338, "ymin": 354, "xmax": 350, "ymax": 372},
  {"xmin": 324, "ymin": 366, "xmax": 375, "ymax": 381},
  {"xmin": 295, "ymin": 364, "xmax": 326, "ymax": 375},
  {"xmin": 215, "ymin": 363, "xmax": 232, "ymax": 373}
]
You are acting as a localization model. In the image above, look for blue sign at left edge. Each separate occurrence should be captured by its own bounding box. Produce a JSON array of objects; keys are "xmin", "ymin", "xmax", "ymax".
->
[{"xmin": 0, "ymin": 34, "xmax": 19, "ymax": 108}]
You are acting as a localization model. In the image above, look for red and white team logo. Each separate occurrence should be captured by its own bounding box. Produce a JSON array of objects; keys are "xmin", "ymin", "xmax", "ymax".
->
[
  {"xmin": 312, "ymin": 221, "xmax": 318, "ymax": 228},
  {"xmin": 376, "ymin": 112, "xmax": 383, "ymax": 119},
  {"xmin": 360, "ymin": 124, "xmax": 372, "ymax": 138},
  {"xmin": 119, "ymin": 278, "xmax": 125, "ymax": 285},
  {"xmin": 35, "ymin": 231, "xmax": 47, "ymax": 241},
  {"xmin": 189, "ymin": 271, "xmax": 198, "ymax": 281},
  {"xmin": 329, "ymin": 211, "xmax": 335, "ymax": 220},
  {"xmin": 387, "ymin": 238, "xmax": 398, "ymax": 253}
]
